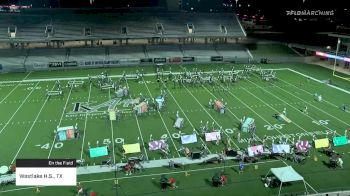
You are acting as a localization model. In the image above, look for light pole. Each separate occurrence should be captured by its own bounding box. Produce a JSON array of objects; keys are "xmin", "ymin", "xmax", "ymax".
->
[{"xmin": 333, "ymin": 38, "xmax": 341, "ymax": 75}]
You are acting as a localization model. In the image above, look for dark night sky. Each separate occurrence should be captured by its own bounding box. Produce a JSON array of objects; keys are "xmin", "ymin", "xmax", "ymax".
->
[{"xmin": 2, "ymin": 0, "xmax": 349, "ymax": 11}]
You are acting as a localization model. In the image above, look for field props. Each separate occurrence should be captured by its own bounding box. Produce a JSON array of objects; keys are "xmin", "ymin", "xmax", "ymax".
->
[
  {"xmin": 247, "ymin": 145, "xmax": 265, "ymax": 157},
  {"xmin": 123, "ymin": 143, "xmax": 141, "ymax": 154},
  {"xmin": 133, "ymin": 101, "xmax": 148, "ymax": 116},
  {"xmin": 148, "ymin": 139, "xmax": 169, "ymax": 152},
  {"xmin": 181, "ymin": 134, "xmax": 198, "ymax": 144},
  {"xmin": 89, "ymin": 146, "xmax": 109, "ymax": 158},
  {"xmin": 174, "ymin": 117, "xmax": 184, "ymax": 129},
  {"xmin": 274, "ymin": 113, "xmax": 291, "ymax": 123},
  {"xmin": 241, "ymin": 117, "xmax": 256, "ymax": 133},
  {"xmin": 56, "ymin": 124, "xmax": 79, "ymax": 141},
  {"xmin": 205, "ymin": 131, "xmax": 221, "ymax": 142},
  {"xmin": 96, "ymin": 71, "xmax": 115, "ymax": 90},
  {"xmin": 295, "ymin": 140, "xmax": 311, "ymax": 155},
  {"xmin": 155, "ymin": 91, "xmax": 166, "ymax": 110},
  {"xmin": 214, "ymin": 100, "xmax": 226, "ymax": 114},
  {"xmin": 108, "ymin": 99, "xmax": 121, "ymax": 121},
  {"xmin": 333, "ymin": 136, "xmax": 348, "ymax": 147}
]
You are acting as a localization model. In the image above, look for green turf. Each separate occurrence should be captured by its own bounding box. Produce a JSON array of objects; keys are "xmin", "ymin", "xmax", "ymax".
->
[
  {"xmin": 0, "ymin": 63, "xmax": 349, "ymax": 196},
  {"xmin": 249, "ymin": 44, "xmax": 299, "ymax": 57}
]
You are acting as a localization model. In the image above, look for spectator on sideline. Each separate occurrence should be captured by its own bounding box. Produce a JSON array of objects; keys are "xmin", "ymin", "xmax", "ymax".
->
[
  {"xmin": 168, "ymin": 177, "xmax": 178, "ymax": 189},
  {"xmin": 239, "ymin": 161, "xmax": 244, "ymax": 174}
]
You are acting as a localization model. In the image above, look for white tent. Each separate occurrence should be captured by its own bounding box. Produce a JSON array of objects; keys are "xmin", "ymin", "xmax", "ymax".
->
[{"xmin": 265, "ymin": 166, "xmax": 308, "ymax": 196}]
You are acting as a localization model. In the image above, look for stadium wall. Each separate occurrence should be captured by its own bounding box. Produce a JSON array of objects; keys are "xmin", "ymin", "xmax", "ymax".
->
[{"xmin": 0, "ymin": 54, "xmax": 250, "ymax": 73}]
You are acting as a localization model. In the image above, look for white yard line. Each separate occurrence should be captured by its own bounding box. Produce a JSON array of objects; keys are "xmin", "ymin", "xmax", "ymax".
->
[
  {"xmin": 47, "ymin": 83, "xmax": 74, "ymax": 158},
  {"xmin": 245, "ymin": 79, "xmax": 340, "ymax": 136},
  {"xmin": 0, "ymin": 82, "xmax": 40, "ymax": 135},
  {"xmin": 271, "ymin": 81, "xmax": 350, "ymax": 127},
  {"xmin": 139, "ymin": 78, "xmax": 180, "ymax": 158},
  {"xmin": 0, "ymin": 72, "xmax": 32, "ymax": 104},
  {"xmin": 11, "ymin": 84, "xmax": 56, "ymax": 164},
  {"xmin": 160, "ymin": 81, "xmax": 212, "ymax": 154},
  {"xmin": 80, "ymin": 83, "xmax": 92, "ymax": 160},
  {"xmin": 125, "ymin": 80, "xmax": 151, "ymax": 160},
  {"xmin": 108, "ymin": 89, "xmax": 116, "ymax": 165}
]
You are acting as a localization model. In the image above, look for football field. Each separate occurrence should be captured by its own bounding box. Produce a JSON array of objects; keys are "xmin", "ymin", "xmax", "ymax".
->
[{"xmin": 0, "ymin": 63, "xmax": 349, "ymax": 195}]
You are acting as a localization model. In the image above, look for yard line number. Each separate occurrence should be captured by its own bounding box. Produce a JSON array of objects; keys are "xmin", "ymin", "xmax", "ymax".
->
[
  {"xmin": 37, "ymin": 142, "xmax": 64, "ymax": 150},
  {"xmin": 264, "ymin": 124, "xmax": 285, "ymax": 131},
  {"xmin": 312, "ymin": 120, "xmax": 329, "ymax": 125},
  {"xmin": 26, "ymin": 86, "xmax": 41, "ymax": 91}
]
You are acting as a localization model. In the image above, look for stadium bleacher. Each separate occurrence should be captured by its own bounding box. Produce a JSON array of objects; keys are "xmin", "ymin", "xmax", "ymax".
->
[{"xmin": 0, "ymin": 13, "xmax": 245, "ymax": 41}]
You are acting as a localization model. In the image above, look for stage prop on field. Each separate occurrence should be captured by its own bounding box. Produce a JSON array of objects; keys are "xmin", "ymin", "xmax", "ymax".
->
[
  {"xmin": 295, "ymin": 140, "xmax": 310, "ymax": 152},
  {"xmin": 272, "ymin": 144, "xmax": 291, "ymax": 154},
  {"xmin": 214, "ymin": 100, "xmax": 225, "ymax": 114},
  {"xmin": 89, "ymin": 146, "xmax": 108, "ymax": 158},
  {"xmin": 133, "ymin": 102, "xmax": 148, "ymax": 115},
  {"xmin": 277, "ymin": 113, "xmax": 291, "ymax": 123},
  {"xmin": 181, "ymin": 134, "xmax": 197, "ymax": 144},
  {"xmin": 174, "ymin": 118, "xmax": 184, "ymax": 129},
  {"xmin": 333, "ymin": 136, "xmax": 348, "ymax": 147},
  {"xmin": 241, "ymin": 117, "xmax": 256, "ymax": 133},
  {"xmin": 247, "ymin": 145, "xmax": 264, "ymax": 157},
  {"xmin": 56, "ymin": 125, "xmax": 78, "ymax": 141},
  {"xmin": 205, "ymin": 132, "xmax": 221, "ymax": 142},
  {"xmin": 148, "ymin": 140, "xmax": 168, "ymax": 151},
  {"xmin": 155, "ymin": 95, "xmax": 165, "ymax": 110},
  {"xmin": 115, "ymin": 86, "xmax": 129, "ymax": 98},
  {"xmin": 123, "ymin": 143, "xmax": 141, "ymax": 154},
  {"xmin": 314, "ymin": 138, "xmax": 329, "ymax": 149}
]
